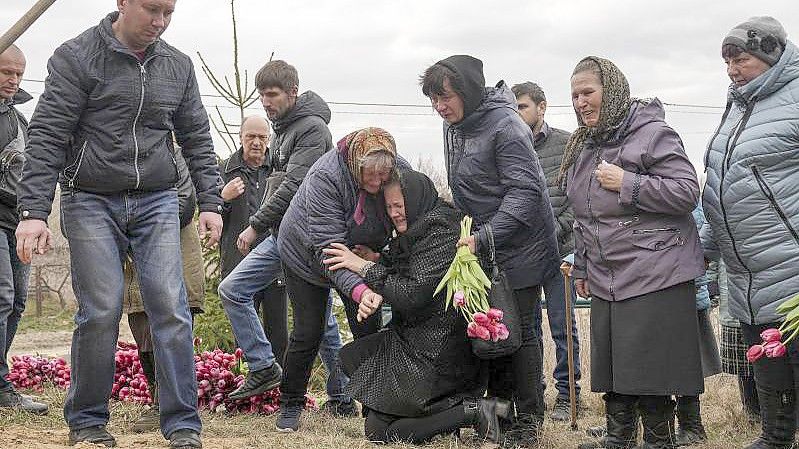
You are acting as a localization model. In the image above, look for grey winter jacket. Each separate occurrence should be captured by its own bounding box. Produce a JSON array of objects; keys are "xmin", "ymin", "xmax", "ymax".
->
[
  {"xmin": 249, "ymin": 92, "xmax": 332, "ymax": 235},
  {"xmin": 445, "ymin": 82, "xmax": 560, "ymax": 289},
  {"xmin": 535, "ymin": 123, "xmax": 574, "ymax": 257},
  {"xmin": 566, "ymin": 99, "xmax": 704, "ymax": 301},
  {"xmin": 18, "ymin": 12, "xmax": 222, "ymax": 221},
  {"xmin": 0, "ymin": 89, "xmax": 31, "ymax": 231},
  {"xmin": 701, "ymin": 41, "xmax": 799, "ymax": 325},
  {"xmin": 219, "ymin": 148, "xmax": 270, "ymax": 278}
]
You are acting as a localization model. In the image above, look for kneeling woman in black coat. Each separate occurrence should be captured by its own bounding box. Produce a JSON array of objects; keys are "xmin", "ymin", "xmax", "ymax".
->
[{"xmin": 324, "ymin": 170, "xmax": 509, "ymax": 444}]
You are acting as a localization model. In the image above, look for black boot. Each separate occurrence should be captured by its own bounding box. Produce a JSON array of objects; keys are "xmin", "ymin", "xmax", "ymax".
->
[
  {"xmin": 674, "ymin": 395, "xmax": 706, "ymax": 446},
  {"xmin": 739, "ymin": 374, "xmax": 761, "ymax": 425},
  {"xmin": 744, "ymin": 387, "xmax": 795, "ymax": 449},
  {"xmin": 577, "ymin": 393, "xmax": 638, "ymax": 449},
  {"xmin": 463, "ymin": 397, "xmax": 513, "ymax": 444},
  {"xmin": 638, "ymin": 396, "xmax": 676, "ymax": 449},
  {"xmin": 501, "ymin": 413, "xmax": 543, "ymax": 448}
]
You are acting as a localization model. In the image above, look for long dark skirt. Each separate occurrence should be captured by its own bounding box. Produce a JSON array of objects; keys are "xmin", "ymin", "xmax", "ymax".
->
[{"xmin": 590, "ymin": 281, "xmax": 704, "ymax": 396}]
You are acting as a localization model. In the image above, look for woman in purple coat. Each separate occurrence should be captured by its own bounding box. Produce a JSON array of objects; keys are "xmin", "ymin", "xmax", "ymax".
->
[{"xmin": 562, "ymin": 56, "xmax": 705, "ymax": 449}]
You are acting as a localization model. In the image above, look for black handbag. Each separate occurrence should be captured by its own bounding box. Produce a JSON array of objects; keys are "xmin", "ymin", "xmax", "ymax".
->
[{"xmin": 470, "ymin": 224, "xmax": 522, "ymax": 359}]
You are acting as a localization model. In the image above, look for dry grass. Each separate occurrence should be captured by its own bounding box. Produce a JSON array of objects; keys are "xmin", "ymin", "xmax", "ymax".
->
[{"xmin": 0, "ymin": 308, "xmax": 756, "ymax": 448}]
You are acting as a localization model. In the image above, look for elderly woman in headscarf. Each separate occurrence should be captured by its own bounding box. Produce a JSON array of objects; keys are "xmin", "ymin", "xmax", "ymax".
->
[
  {"xmin": 275, "ymin": 127, "xmax": 406, "ymax": 431},
  {"xmin": 323, "ymin": 170, "xmax": 509, "ymax": 445},
  {"xmin": 562, "ymin": 57, "xmax": 705, "ymax": 449},
  {"xmin": 701, "ymin": 16, "xmax": 799, "ymax": 449}
]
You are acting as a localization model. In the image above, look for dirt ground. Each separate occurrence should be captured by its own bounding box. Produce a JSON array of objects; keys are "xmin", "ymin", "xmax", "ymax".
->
[{"xmin": 0, "ymin": 308, "xmax": 757, "ymax": 449}]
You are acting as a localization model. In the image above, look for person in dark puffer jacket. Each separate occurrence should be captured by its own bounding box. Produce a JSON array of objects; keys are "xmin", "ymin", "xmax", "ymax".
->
[
  {"xmin": 421, "ymin": 55, "xmax": 560, "ymax": 448},
  {"xmin": 14, "ymin": 5, "xmax": 223, "ymax": 448}
]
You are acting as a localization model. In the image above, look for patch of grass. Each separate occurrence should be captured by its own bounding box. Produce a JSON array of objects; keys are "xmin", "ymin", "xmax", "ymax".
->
[{"xmin": 16, "ymin": 297, "xmax": 75, "ymax": 334}]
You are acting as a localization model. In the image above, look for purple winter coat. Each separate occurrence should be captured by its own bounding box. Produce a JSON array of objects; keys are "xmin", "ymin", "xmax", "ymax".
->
[{"xmin": 566, "ymin": 99, "xmax": 704, "ymax": 301}]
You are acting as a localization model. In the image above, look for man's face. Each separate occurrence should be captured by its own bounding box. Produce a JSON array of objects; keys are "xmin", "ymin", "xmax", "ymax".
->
[
  {"xmin": 0, "ymin": 48, "xmax": 25, "ymax": 101},
  {"xmin": 429, "ymin": 77, "xmax": 465, "ymax": 125},
  {"xmin": 239, "ymin": 118, "xmax": 270, "ymax": 167},
  {"xmin": 116, "ymin": 0, "xmax": 176, "ymax": 51},
  {"xmin": 516, "ymin": 94, "xmax": 545, "ymax": 130},
  {"xmin": 259, "ymin": 86, "xmax": 297, "ymax": 121}
]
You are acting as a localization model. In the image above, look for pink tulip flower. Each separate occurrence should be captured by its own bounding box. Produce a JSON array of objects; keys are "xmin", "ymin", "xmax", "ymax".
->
[
  {"xmin": 764, "ymin": 341, "xmax": 788, "ymax": 358},
  {"xmin": 746, "ymin": 344, "xmax": 766, "ymax": 363},
  {"xmin": 487, "ymin": 308, "xmax": 504, "ymax": 321},
  {"xmin": 473, "ymin": 312, "xmax": 490, "ymax": 327},
  {"xmin": 453, "ymin": 291, "xmax": 466, "ymax": 308},
  {"xmin": 760, "ymin": 328, "xmax": 783, "ymax": 343}
]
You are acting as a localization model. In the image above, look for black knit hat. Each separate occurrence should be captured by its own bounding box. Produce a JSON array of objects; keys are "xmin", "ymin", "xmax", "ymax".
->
[
  {"xmin": 435, "ymin": 55, "xmax": 485, "ymax": 119},
  {"xmin": 723, "ymin": 16, "xmax": 787, "ymax": 66}
]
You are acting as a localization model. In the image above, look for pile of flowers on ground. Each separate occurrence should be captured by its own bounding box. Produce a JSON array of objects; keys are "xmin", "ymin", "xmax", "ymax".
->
[
  {"xmin": 747, "ymin": 292, "xmax": 799, "ymax": 362},
  {"xmin": 434, "ymin": 215, "xmax": 510, "ymax": 342},
  {"xmin": 6, "ymin": 354, "xmax": 71, "ymax": 391},
  {"xmin": 8, "ymin": 341, "xmax": 315, "ymax": 415}
]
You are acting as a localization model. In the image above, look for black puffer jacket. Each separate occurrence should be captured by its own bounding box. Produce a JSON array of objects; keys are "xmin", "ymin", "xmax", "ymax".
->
[
  {"xmin": 345, "ymin": 202, "xmax": 482, "ymax": 417},
  {"xmin": 249, "ymin": 91, "xmax": 332, "ymax": 235},
  {"xmin": 18, "ymin": 12, "xmax": 222, "ymax": 221},
  {"xmin": 535, "ymin": 123, "xmax": 574, "ymax": 257},
  {"xmin": 0, "ymin": 89, "xmax": 31, "ymax": 231},
  {"xmin": 439, "ymin": 57, "xmax": 559, "ymax": 289}
]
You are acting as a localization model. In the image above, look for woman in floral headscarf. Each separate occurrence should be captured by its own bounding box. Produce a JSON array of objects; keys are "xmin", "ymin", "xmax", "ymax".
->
[
  {"xmin": 562, "ymin": 57, "xmax": 705, "ymax": 449},
  {"xmin": 275, "ymin": 127, "xmax": 407, "ymax": 431}
]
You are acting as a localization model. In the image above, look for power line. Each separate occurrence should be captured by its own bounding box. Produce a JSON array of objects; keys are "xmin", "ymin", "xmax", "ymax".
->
[{"xmin": 20, "ymin": 77, "xmax": 727, "ymax": 111}]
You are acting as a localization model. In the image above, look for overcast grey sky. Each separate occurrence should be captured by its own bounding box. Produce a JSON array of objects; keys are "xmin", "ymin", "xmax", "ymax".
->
[{"xmin": 3, "ymin": 0, "xmax": 799, "ymax": 171}]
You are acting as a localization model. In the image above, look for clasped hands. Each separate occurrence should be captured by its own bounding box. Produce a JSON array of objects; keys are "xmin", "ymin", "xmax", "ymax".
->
[{"xmin": 323, "ymin": 242, "xmax": 383, "ymax": 322}]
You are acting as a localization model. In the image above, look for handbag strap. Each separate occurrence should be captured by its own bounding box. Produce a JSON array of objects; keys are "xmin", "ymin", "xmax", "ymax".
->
[{"xmin": 484, "ymin": 223, "xmax": 500, "ymax": 278}]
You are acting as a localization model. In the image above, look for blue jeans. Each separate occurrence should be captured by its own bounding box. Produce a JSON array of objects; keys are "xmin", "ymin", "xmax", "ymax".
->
[
  {"xmin": 218, "ymin": 235, "xmax": 348, "ymax": 401},
  {"xmin": 0, "ymin": 228, "xmax": 30, "ymax": 391},
  {"xmin": 539, "ymin": 267, "xmax": 582, "ymax": 401},
  {"xmin": 60, "ymin": 190, "xmax": 200, "ymax": 437}
]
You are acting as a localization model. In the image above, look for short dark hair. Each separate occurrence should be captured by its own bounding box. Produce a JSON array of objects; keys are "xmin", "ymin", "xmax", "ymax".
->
[
  {"xmin": 512, "ymin": 82, "xmax": 546, "ymax": 104},
  {"xmin": 722, "ymin": 43, "xmax": 746, "ymax": 59},
  {"xmin": 255, "ymin": 60, "xmax": 299, "ymax": 92},
  {"xmin": 420, "ymin": 63, "xmax": 465, "ymax": 99}
]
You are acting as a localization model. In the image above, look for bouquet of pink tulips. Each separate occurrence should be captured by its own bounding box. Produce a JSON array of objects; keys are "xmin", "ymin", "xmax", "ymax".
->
[
  {"xmin": 434, "ymin": 216, "xmax": 509, "ymax": 342},
  {"xmin": 747, "ymin": 292, "xmax": 799, "ymax": 363}
]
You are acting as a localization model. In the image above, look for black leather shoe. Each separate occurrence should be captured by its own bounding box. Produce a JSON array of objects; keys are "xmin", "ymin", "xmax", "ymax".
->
[
  {"xmin": 68, "ymin": 425, "xmax": 116, "ymax": 447},
  {"xmin": 228, "ymin": 362, "xmax": 282, "ymax": 400},
  {"xmin": 0, "ymin": 389, "xmax": 48, "ymax": 415},
  {"xmin": 169, "ymin": 429, "xmax": 202, "ymax": 449}
]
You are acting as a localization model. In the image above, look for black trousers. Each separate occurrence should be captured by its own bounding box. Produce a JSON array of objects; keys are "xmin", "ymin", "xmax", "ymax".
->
[
  {"xmin": 486, "ymin": 286, "xmax": 545, "ymax": 418},
  {"xmin": 254, "ymin": 284, "xmax": 289, "ymax": 364},
  {"xmin": 279, "ymin": 266, "xmax": 379, "ymax": 406},
  {"xmin": 364, "ymin": 406, "xmax": 466, "ymax": 444}
]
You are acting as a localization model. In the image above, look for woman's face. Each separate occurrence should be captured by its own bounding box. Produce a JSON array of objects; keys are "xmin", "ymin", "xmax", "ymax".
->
[
  {"xmin": 384, "ymin": 183, "xmax": 407, "ymax": 233},
  {"xmin": 361, "ymin": 166, "xmax": 392, "ymax": 194},
  {"xmin": 571, "ymin": 71, "xmax": 603, "ymax": 127},
  {"xmin": 429, "ymin": 77, "xmax": 465, "ymax": 125},
  {"xmin": 725, "ymin": 52, "xmax": 770, "ymax": 87}
]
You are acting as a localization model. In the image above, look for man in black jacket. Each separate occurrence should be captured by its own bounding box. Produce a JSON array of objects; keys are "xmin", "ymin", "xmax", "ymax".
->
[
  {"xmin": 0, "ymin": 44, "xmax": 49, "ymax": 415},
  {"xmin": 513, "ymin": 82, "xmax": 582, "ymax": 421},
  {"xmin": 216, "ymin": 61, "xmax": 353, "ymax": 432},
  {"xmin": 14, "ymin": 3, "xmax": 222, "ymax": 447}
]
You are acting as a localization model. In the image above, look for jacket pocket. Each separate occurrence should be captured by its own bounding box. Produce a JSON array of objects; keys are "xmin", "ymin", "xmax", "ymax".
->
[
  {"xmin": 752, "ymin": 165, "xmax": 799, "ymax": 246},
  {"xmin": 62, "ymin": 141, "xmax": 89, "ymax": 189},
  {"xmin": 631, "ymin": 228, "xmax": 685, "ymax": 251}
]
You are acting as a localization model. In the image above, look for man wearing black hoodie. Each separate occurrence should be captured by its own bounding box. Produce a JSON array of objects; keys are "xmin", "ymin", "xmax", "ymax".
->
[
  {"xmin": 216, "ymin": 60, "xmax": 354, "ymax": 432},
  {"xmin": 421, "ymin": 55, "xmax": 561, "ymax": 448}
]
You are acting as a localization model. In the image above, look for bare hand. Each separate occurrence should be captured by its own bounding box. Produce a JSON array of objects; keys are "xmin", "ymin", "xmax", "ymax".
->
[
  {"xmin": 575, "ymin": 278, "xmax": 591, "ymax": 298},
  {"xmin": 198, "ymin": 211, "xmax": 223, "ymax": 247},
  {"xmin": 15, "ymin": 219, "xmax": 53, "ymax": 264},
  {"xmin": 352, "ymin": 244, "xmax": 379, "ymax": 262},
  {"xmin": 222, "ymin": 177, "xmax": 245, "ymax": 201},
  {"xmin": 457, "ymin": 234, "xmax": 476, "ymax": 254},
  {"xmin": 236, "ymin": 225, "xmax": 258, "ymax": 255},
  {"xmin": 595, "ymin": 160, "xmax": 625, "ymax": 192},
  {"xmin": 560, "ymin": 262, "xmax": 573, "ymax": 278},
  {"xmin": 323, "ymin": 242, "xmax": 368, "ymax": 273},
  {"xmin": 357, "ymin": 289, "xmax": 383, "ymax": 322}
]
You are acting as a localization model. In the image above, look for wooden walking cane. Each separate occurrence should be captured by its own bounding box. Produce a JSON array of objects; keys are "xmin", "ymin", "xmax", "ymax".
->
[
  {"xmin": 562, "ymin": 265, "xmax": 579, "ymax": 430},
  {"xmin": 0, "ymin": 0, "xmax": 58, "ymax": 55}
]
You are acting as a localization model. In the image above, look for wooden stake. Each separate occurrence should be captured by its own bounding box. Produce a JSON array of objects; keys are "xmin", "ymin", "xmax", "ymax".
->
[{"xmin": 0, "ymin": 0, "xmax": 58, "ymax": 54}]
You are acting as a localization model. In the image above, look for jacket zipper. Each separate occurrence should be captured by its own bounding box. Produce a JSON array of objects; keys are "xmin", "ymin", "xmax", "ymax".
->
[
  {"xmin": 719, "ymin": 101, "xmax": 756, "ymax": 323},
  {"xmin": 132, "ymin": 58, "xmax": 154, "ymax": 189},
  {"xmin": 587, "ymin": 147, "xmax": 615, "ymax": 299},
  {"xmin": 752, "ymin": 165, "xmax": 799, "ymax": 246},
  {"xmin": 66, "ymin": 141, "xmax": 89, "ymax": 190},
  {"xmin": 632, "ymin": 228, "xmax": 678, "ymax": 234}
]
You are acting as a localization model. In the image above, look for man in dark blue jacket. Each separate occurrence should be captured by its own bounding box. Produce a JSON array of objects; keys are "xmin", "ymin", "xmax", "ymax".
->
[
  {"xmin": 15, "ymin": 2, "xmax": 222, "ymax": 447},
  {"xmin": 421, "ymin": 55, "xmax": 560, "ymax": 448},
  {"xmin": 0, "ymin": 44, "xmax": 49, "ymax": 415}
]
